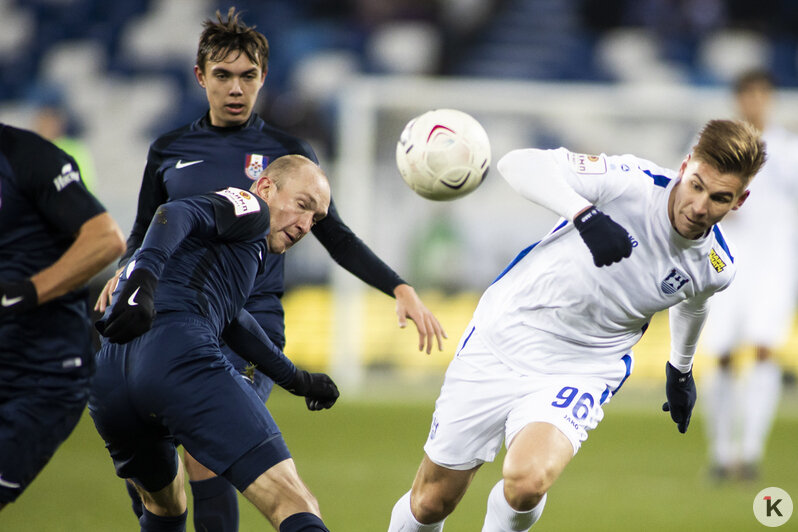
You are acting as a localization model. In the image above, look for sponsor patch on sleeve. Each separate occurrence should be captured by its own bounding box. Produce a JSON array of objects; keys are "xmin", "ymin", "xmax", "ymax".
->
[
  {"xmin": 568, "ymin": 153, "xmax": 607, "ymax": 175},
  {"xmin": 214, "ymin": 187, "xmax": 261, "ymax": 217},
  {"xmin": 709, "ymin": 249, "xmax": 726, "ymax": 272},
  {"xmin": 52, "ymin": 163, "xmax": 81, "ymax": 191}
]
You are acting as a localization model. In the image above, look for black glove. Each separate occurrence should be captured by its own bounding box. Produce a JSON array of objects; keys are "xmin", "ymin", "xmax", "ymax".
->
[
  {"xmin": 285, "ymin": 369, "xmax": 340, "ymax": 411},
  {"xmin": 573, "ymin": 206, "xmax": 633, "ymax": 267},
  {"xmin": 96, "ymin": 268, "xmax": 157, "ymax": 344},
  {"xmin": 662, "ymin": 362, "xmax": 696, "ymax": 434},
  {"xmin": 0, "ymin": 279, "xmax": 38, "ymax": 317}
]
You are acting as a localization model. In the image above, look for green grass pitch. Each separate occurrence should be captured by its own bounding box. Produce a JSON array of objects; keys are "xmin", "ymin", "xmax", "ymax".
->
[{"xmin": 2, "ymin": 384, "xmax": 796, "ymax": 531}]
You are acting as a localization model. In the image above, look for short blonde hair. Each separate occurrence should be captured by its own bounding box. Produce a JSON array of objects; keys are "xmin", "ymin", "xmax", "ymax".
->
[{"xmin": 692, "ymin": 119, "xmax": 766, "ymax": 187}]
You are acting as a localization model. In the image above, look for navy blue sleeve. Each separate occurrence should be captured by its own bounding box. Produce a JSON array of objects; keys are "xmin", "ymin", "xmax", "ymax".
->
[
  {"xmin": 135, "ymin": 191, "xmax": 268, "ymax": 278},
  {"xmin": 221, "ymin": 309, "xmax": 297, "ymax": 387},
  {"xmin": 1, "ymin": 125, "xmax": 105, "ymax": 234},
  {"xmin": 121, "ymin": 142, "xmax": 171, "ymax": 264},
  {"xmin": 311, "ymin": 197, "xmax": 405, "ymax": 297}
]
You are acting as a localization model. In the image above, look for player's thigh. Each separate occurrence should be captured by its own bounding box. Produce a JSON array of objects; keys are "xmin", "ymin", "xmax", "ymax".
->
[
  {"xmin": 90, "ymin": 340, "xmax": 188, "ymax": 493},
  {"xmin": 131, "ymin": 320, "xmax": 289, "ymax": 485},
  {"xmin": 423, "ymin": 337, "xmax": 520, "ymax": 470},
  {"xmin": 502, "ymin": 422, "xmax": 574, "ymax": 495},
  {"xmin": 0, "ymin": 383, "xmax": 87, "ymax": 502},
  {"xmin": 505, "ymin": 375, "xmax": 611, "ymax": 457}
]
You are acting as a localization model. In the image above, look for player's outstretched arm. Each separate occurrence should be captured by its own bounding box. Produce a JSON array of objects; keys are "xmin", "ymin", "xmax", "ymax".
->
[
  {"xmin": 394, "ymin": 284, "xmax": 447, "ymax": 354},
  {"xmin": 1, "ymin": 213, "xmax": 125, "ymax": 317},
  {"xmin": 223, "ymin": 309, "xmax": 339, "ymax": 410},
  {"xmin": 311, "ymin": 200, "xmax": 447, "ymax": 352},
  {"xmin": 498, "ymin": 149, "xmax": 632, "ymax": 267}
]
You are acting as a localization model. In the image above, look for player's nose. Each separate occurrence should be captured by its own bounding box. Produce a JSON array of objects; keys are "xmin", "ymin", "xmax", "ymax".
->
[{"xmin": 297, "ymin": 213, "xmax": 314, "ymax": 234}]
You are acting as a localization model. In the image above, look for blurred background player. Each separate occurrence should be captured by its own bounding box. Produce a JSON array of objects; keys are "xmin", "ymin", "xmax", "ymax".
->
[
  {"xmin": 28, "ymin": 85, "xmax": 97, "ymax": 193},
  {"xmin": 94, "ymin": 8, "xmax": 446, "ymax": 531},
  {"xmin": 0, "ymin": 123, "xmax": 125, "ymax": 509},
  {"xmin": 387, "ymin": 119, "xmax": 765, "ymax": 532},
  {"xmin": 90, "ymin": 155, "xmax": 338, "ymax": 532},
  {"xmin": 699, "ymin": 69, "xmax": 798, "ymax": 481}
]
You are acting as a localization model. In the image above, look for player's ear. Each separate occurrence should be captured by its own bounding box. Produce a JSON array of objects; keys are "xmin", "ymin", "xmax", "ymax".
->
[
  {"xmin": 677, "ymin": 154, "xmax": 690, "ymax": 178},
  {"xmin": 732, "ymin": 189, "xmax": 750, "ymax": 210},
  {"xmin": 194, "ymin": 65, "xmax": 206, "ymax": 88},
  {"xmin": 254, "ymin": 174, "xmax": 274, "ymax": 201}
]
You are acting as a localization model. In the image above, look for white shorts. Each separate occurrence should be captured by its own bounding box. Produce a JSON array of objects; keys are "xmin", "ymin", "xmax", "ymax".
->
[{"xmin": 424, "ymin": 326, "xmax": 631, "ymax": 470}]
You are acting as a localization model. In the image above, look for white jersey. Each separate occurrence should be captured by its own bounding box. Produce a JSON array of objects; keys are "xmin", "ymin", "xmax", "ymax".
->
[{"xmin": 474, "ymin": 148, "xmax": 736, "ymax": 376}]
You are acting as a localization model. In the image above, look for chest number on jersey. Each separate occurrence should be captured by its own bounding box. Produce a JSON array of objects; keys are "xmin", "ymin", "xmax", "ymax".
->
[{"xmin": 551, "ymin": 386, "xmax": 595, "ymax": 421}]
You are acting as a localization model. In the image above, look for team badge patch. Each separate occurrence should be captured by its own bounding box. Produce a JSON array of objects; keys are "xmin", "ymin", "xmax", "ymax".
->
[
  {"xmin": 215, "ymin": 187, "xmax": 261, "ymax": 216},
  {"xmin": 245, "ymin": 154, "xmax": 269, "ymax": 180},
  {"xmin": 568, "ymin": 153, "xmax": 607, "ymax": 175},
  {"xmin": 709, "ymin": 249, "xmax": 726, "ymax": 272},
  {"xmin": 660, "ymin": 267, "xmax": 690, "ymax": 295}
]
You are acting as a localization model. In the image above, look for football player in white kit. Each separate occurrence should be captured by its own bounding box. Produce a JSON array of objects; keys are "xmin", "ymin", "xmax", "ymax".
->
[
  {"xmin": 387, "ymin": 119, "xmax": 766, "ymax": 532},
  {"xmin": 699, "ymin": 70, "xmax": 798, "ymax": 481}
]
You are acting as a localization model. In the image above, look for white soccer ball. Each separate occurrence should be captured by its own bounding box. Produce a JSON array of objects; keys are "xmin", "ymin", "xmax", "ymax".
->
[{"xmin": 396, "ymin": 108, "xmax": 491, "ymax": 201}]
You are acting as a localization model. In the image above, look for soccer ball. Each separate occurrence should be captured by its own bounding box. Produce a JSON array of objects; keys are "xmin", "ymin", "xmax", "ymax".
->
[{"xmin": 396, "ymin": 108, "xmax": 491, "ymax": 201}]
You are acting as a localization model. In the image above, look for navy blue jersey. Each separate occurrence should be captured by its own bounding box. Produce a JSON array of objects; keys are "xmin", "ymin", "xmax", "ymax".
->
[
  {"xmin": 114, "ymin": 189, "xmax": 270, "ymax": 339},
  {"xmin": 123, "ymin": 112, "xmax": 404, "ymax": 323},
  {"xmin": 0, "ymin": 124, "xmax": 106, "ymax": 374}
]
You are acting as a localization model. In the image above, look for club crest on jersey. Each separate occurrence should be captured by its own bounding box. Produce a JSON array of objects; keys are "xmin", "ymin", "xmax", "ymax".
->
[
  {"xmin": 709, "ymin": 249, "xmax": 726, "ymax": 273},
  {"xmin": 660, "ymin": 268, "xmax": 690, "ymax": 295},
  {"xmin": 568, "ymin": 152, "xmax": 607, "ymax": 175},
  {"xmin": 245, "ymin": 154, "xmax": 269, "ymax": 180}
]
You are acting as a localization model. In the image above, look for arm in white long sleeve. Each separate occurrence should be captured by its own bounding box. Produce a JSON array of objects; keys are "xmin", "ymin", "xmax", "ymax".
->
[
  {"xmin": 497, "ymin": 148, "xmax": 593, "ymax": 221},
  {"xmin": 668, "ymin": 297, "xmax": 709, "ymax": 373}
]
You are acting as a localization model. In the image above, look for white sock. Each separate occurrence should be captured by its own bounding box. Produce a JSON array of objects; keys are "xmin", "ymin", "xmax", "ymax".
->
[
  {"xmin": 482, "ymin": 480, "xmax": 546, "ymax": 532},
  {"xmin": 388, "ymin": 491, "xmax": 445, "ymax": 532},
  {"xmin": 703, "ymin": 367, "xmax": 736, "ymax": 467},
  {"xmin": 740, "ymin": 360, "xmax": 782, "ymax": 464}
]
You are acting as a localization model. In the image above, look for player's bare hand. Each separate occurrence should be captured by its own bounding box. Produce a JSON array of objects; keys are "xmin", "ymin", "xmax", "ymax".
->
[
  {"xmin": 94, "ymin": 266, "xmax": 124, "ymax": 312},
  {"xmin": 394, "ymin": 283, "xmax": 447, "ymax": 354}
]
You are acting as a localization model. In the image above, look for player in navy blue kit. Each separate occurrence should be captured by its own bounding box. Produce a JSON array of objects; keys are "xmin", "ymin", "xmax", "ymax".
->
[
  {"xmin": 94, "ymin": 8, "xmax": 446, "ymax": 530},
  {"xmin": 0, "ymin": 124, "xmax": 125, "ymax": 509},
  {"xmin": 90, "ymin": 155, "xmax": 338, "ymax": 532}
]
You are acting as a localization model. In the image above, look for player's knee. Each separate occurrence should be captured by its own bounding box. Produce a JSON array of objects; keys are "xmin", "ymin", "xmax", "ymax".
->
[
  {"xmin": 503, "ymin": 468, "xmax": 550, "ymax": 511},
  {"xmin": 409, "ymin": 487, "xmax": 456, "ymax": 524}
]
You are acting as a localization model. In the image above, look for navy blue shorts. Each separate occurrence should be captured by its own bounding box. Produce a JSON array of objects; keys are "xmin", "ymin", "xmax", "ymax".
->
[
  {"xmin": 0, "ymin": 374, "xmax": 89, "ymax": 503},
  {"xmin": 222, "ymin": 308, "xmax": 285, "ymax": 402},
  {"xmin": 88, "ymin": 312, "xmax": 291, "ymax": 493}
]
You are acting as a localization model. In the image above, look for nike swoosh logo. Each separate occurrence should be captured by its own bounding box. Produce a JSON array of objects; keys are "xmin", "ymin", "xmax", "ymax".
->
[
  {"xmin": 127, "ymin": 287, "xmax": 141, "ymax": 307},
  {"xmin": 176, "ymin": 159, "xmax": 203, "ymax": 169},
  {"xmin": 1, "ymin": 295, "xmax": 23, "ymax": 307},
  {"xmin": 0, "ymin": 474, "xmax": 21, "ymax": 489}
]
